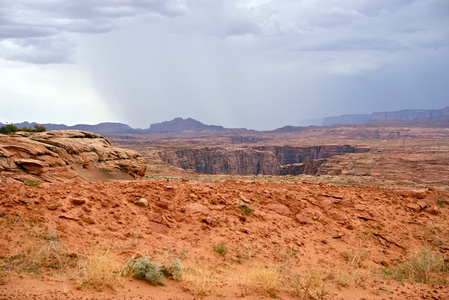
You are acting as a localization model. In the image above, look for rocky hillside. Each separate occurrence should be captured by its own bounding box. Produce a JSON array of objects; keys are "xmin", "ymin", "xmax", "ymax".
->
[
  {"xmin": 0, "ymin": 130, "xmax": 147, "ymax": 183},
  {"xmin": 1, "ymin": 179, "xmax": 448, "ymax": 299}
]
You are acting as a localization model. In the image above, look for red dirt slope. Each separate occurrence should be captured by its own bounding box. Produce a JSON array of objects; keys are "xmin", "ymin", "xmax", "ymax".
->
[{"xmin": 1, "ymin": 179, "xmax": 448, "ymax": 299}]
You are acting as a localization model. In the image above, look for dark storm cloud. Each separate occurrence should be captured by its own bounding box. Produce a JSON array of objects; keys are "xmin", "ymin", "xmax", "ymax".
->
[{"xmin": 0, "ymin": 0, "xmax": 188, "ymax": 63}]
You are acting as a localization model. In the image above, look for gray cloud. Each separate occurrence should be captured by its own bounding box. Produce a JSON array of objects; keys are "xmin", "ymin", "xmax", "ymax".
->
[
  {"xmin": 0, "ymin": 0, "xmax": 188, "ymax": 63},
  {"xmin": 1, "ymin": 0, "xmax": 448, "ymax": 129}
]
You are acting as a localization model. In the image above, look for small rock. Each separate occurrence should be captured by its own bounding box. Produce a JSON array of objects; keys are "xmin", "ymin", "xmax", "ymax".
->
[
  {"xmin": 406, "ymin": 203, "xmax": 421, "ymax": 212},
  {"xmin": 266, "ymin": 203, "xmax": 292, "ymax": 215},
  {"xmin": 136, "ymin": 198, "xmax": 149, "ymax": 207},
  {"xmin": 336, "ymin": 200, "xmax": 353, "ymax": 207},
  {"xmin": 354, "ymin": 204, "xmax": 366, "ymax": 211},
  {"xmin": 320, "ymin": 199, "xmax": 333, "ymax": 211},
  {"xmin": 425, "ymin": 206, "xmax": 439, "ymax": 215},
  {"xmin": 185, "ymin": 203, "xmax": 209, "ymax": 214},
  {"xmin": 210, "ymin": 204, "xmax": 226, "ymax": 210},
  {"xmin": 295, "ymin": 213, "xmax": 308, "ymax": 224},
  {"xmin": 156, "ymin": 201, "xmax": 170, "ymax": 209},
  {"xmin": 108, "ymin": 224, "xmax": 120, "ymax": 232},
  {"xmin": 416, "ymin": 200, "xmax": 427, "ymax": 209},
  {"xmin": 173, "ymin": 212, "xmax": 185, "ymax": 222},
  {"xmin": 71, "ymin": 198, "xmax": 86, "ymax": 205},
  {"xmin": 240, "ymin": 195, "xmax": 251, "ymax": 203},
  {"xmin": 47, "ymin": 204, "xmax": 60, "ymax": 210},
  {"xmin": 81, "ymin": 216, "xmax": 95, "ymax": 224},
  {"xmin": 149, "ymin": 222, "xmax": 169, "ymax": 234}
]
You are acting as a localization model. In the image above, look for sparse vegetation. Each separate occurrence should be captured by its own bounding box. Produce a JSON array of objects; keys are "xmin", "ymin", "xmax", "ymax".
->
[
  {"xmin": 121, "ymin": 256, "xmax": 183, "ymax": 286},
  {"xmin": 238, "ymin": 204, "xmax": 254, "ymax": 215},
  {"xmin": 183, "ymin": 262, "xmax": 218, "ymax": 296},
  {"xmin": 23, "ymin": 179, "xmax": 41, "ymax": 186},
  {"xmin": 0, "ymin": 123, "xmax": 46, "ymax": 134},
  {"xmin": 382, "ymin": 246, "xmax": 448, "ymax": 285},
  {"xmin": 0, "ymin": 124, "xmax": 19, "ymax": 134},
  {"xmin": 343, "ymin": 248, "xmax": 369, "ymax": 267},
  {"xmin": 130, "ymin": 256, "xmax": 165, "ymax": 286},
  {"xmin": 249, "ymin": 266, "xmax": 281, "ymax": 297},
  {"xmin": 213, "ymin": 241, "xmax": 228, "ymax": 256},
  {"xmin": 437, "ymin": 195, "xmax": 448, "ymax": 208},
  {"xmin": 5, "ymin": 237, "xmax": 74, "ymax": 275},
  {"xmin": 76, "ymin": 248, "xmax": 124, "ymax": 290}
]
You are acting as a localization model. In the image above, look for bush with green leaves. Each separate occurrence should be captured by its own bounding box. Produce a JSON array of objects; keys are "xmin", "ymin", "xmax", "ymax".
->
[
  {"xmin": 162, "ymin": 258, "xmax": 183, "ymax": 281},
  {"xmin": 126, "ymin": 256, "xmax": 183, "ymax": 286},
  {"xmin": 131, "ymin": 257, "xmax": 165, "ymax": 286},
  {"xmin": 0, "ymin": 124, "xmax": 19, "ymax": 134},
  {"xmin": 0, "ymin": 124, "xmax": 46, "ymax": 134}
]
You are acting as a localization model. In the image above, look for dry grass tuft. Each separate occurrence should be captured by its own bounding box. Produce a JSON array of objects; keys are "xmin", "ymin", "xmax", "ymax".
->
[
  {"xmin": 182, "ymin": 262, "xmax": 218, "ymax": 296},
  {"xmin": 285, "ymin": 269, "xmax": 331, "ymax": 300},
  {"xmin": 249, "ymin": 266, "xmax": 282, "ymax": 297},
  {"xmin": 5, "ymin": 239, "xmax": 74, "ymax": 275},
  {"xmin": 75, "ymin": 248, "xmax": 124, "ymax": 290},
  {"xmin": 343, "ymin": 248, "xmax": 368, "ymax": 268},
  {"xmin": 382, "ymin": 246, "xmax": 448, "ymax": 285}
]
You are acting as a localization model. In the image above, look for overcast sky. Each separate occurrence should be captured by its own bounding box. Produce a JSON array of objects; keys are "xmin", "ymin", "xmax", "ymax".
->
[{"xmin": 1, "ymin": 0, "xmax": 448, "ymax": 130}]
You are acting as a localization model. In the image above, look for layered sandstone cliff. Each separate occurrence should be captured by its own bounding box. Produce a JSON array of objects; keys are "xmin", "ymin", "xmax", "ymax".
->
[
  {"xmin": 157, "ymin": 145, "xmax": 368, "ymax": 175},
  {"xmin": 0, "ymin": 130, "xmax": 147, "ymax": 183},
  {"xmin": 157, "ymin": 147, "xmax": 279, "ymax": 175}
]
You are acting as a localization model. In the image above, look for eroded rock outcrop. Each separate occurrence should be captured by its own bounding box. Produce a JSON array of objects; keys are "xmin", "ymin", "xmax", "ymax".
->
[{"xmin": 0, "ymin": 130, "xmax": 147, "ymax": 183}]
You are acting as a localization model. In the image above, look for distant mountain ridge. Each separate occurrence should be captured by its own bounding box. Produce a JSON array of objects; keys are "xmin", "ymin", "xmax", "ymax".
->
[
  {"xmin": 323, "ymin": 106, "xmax": 449, "ymax": 126},
  {"xmin": 146, "ymin": 117, "xmax": 225, "ymax": 133},
  {"xmin": 0, "ymin": 118, "xmax": 229, "ymax": 135},
  {"xmin": 2, "ymin": 107, "xmax": 448, "ymax": 135},
  {"xmin": 0, "ymin": 121, "xmax": 137, "ymax": 134}
]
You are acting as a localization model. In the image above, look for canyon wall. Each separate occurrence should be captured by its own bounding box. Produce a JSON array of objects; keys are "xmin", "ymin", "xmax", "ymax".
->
[{"xmin": 157, "ymin": 145, "xmax": 368, "ymax": 175}]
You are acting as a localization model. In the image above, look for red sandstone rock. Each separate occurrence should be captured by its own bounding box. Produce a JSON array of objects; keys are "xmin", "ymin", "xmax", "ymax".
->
[
  {"xmin": 295, "ymin": 213, "xmax": 308, "ymax": 224},
  {"xmin": 81, "ymin": 216, "xmax": 95, "ymax": 224},
  {"xmin": 185, "ymin": 203, "xmax": 209, "ymax": 214},
  {"xmin": 266, "ymin": 203, "xmax": 292, "ymax": 215},
  {"xmin": 0, "ymin": 130, "xmax": 147, "ymax": 183},
  {"xmin": 406, "ymin": 203, "xmax": 421, "ymax": 212},
  {"xmin": 71, "ymin": 198, "xmax": 86, "ymax": 205}
]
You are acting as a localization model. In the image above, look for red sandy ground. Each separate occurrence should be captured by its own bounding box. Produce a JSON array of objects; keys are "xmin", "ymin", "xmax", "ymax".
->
[{"xmin": 1, "ymin": 179, "xmax": 448, "ymax": 299}]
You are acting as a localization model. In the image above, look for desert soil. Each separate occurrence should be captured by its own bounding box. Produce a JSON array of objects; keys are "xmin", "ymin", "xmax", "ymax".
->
[{"xmin": 1, "ymin": 178, "xmax": 448, "ymax": 299}]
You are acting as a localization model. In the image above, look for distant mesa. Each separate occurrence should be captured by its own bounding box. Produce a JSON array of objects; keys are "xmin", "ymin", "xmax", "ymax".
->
[
  {"xmin": 323, "ymin": 106, "xmax": 449, "ymax": 126},
  {"xmin": 146, "ymin": 117, "xmax": 226, "ymax": 134}
]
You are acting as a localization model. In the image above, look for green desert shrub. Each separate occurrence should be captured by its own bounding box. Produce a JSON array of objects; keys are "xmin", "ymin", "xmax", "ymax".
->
[
  {"xmin": 161, "ymin": 258, "xmax": 183, "ymax": 281},
  {"xmin": 131, "ymin": 256, "xmax": 165, "ymax": 286},
  {"xmin": 128, "ymin": 256, "xmax": 183, "ymax": 286},
  {"xmin": 213, "ymin": 241, "xmax": 228, "ymax": 256},
  {"xmin": 0, "ymin": 124, "xmax": 19, "ymax": 134}
]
